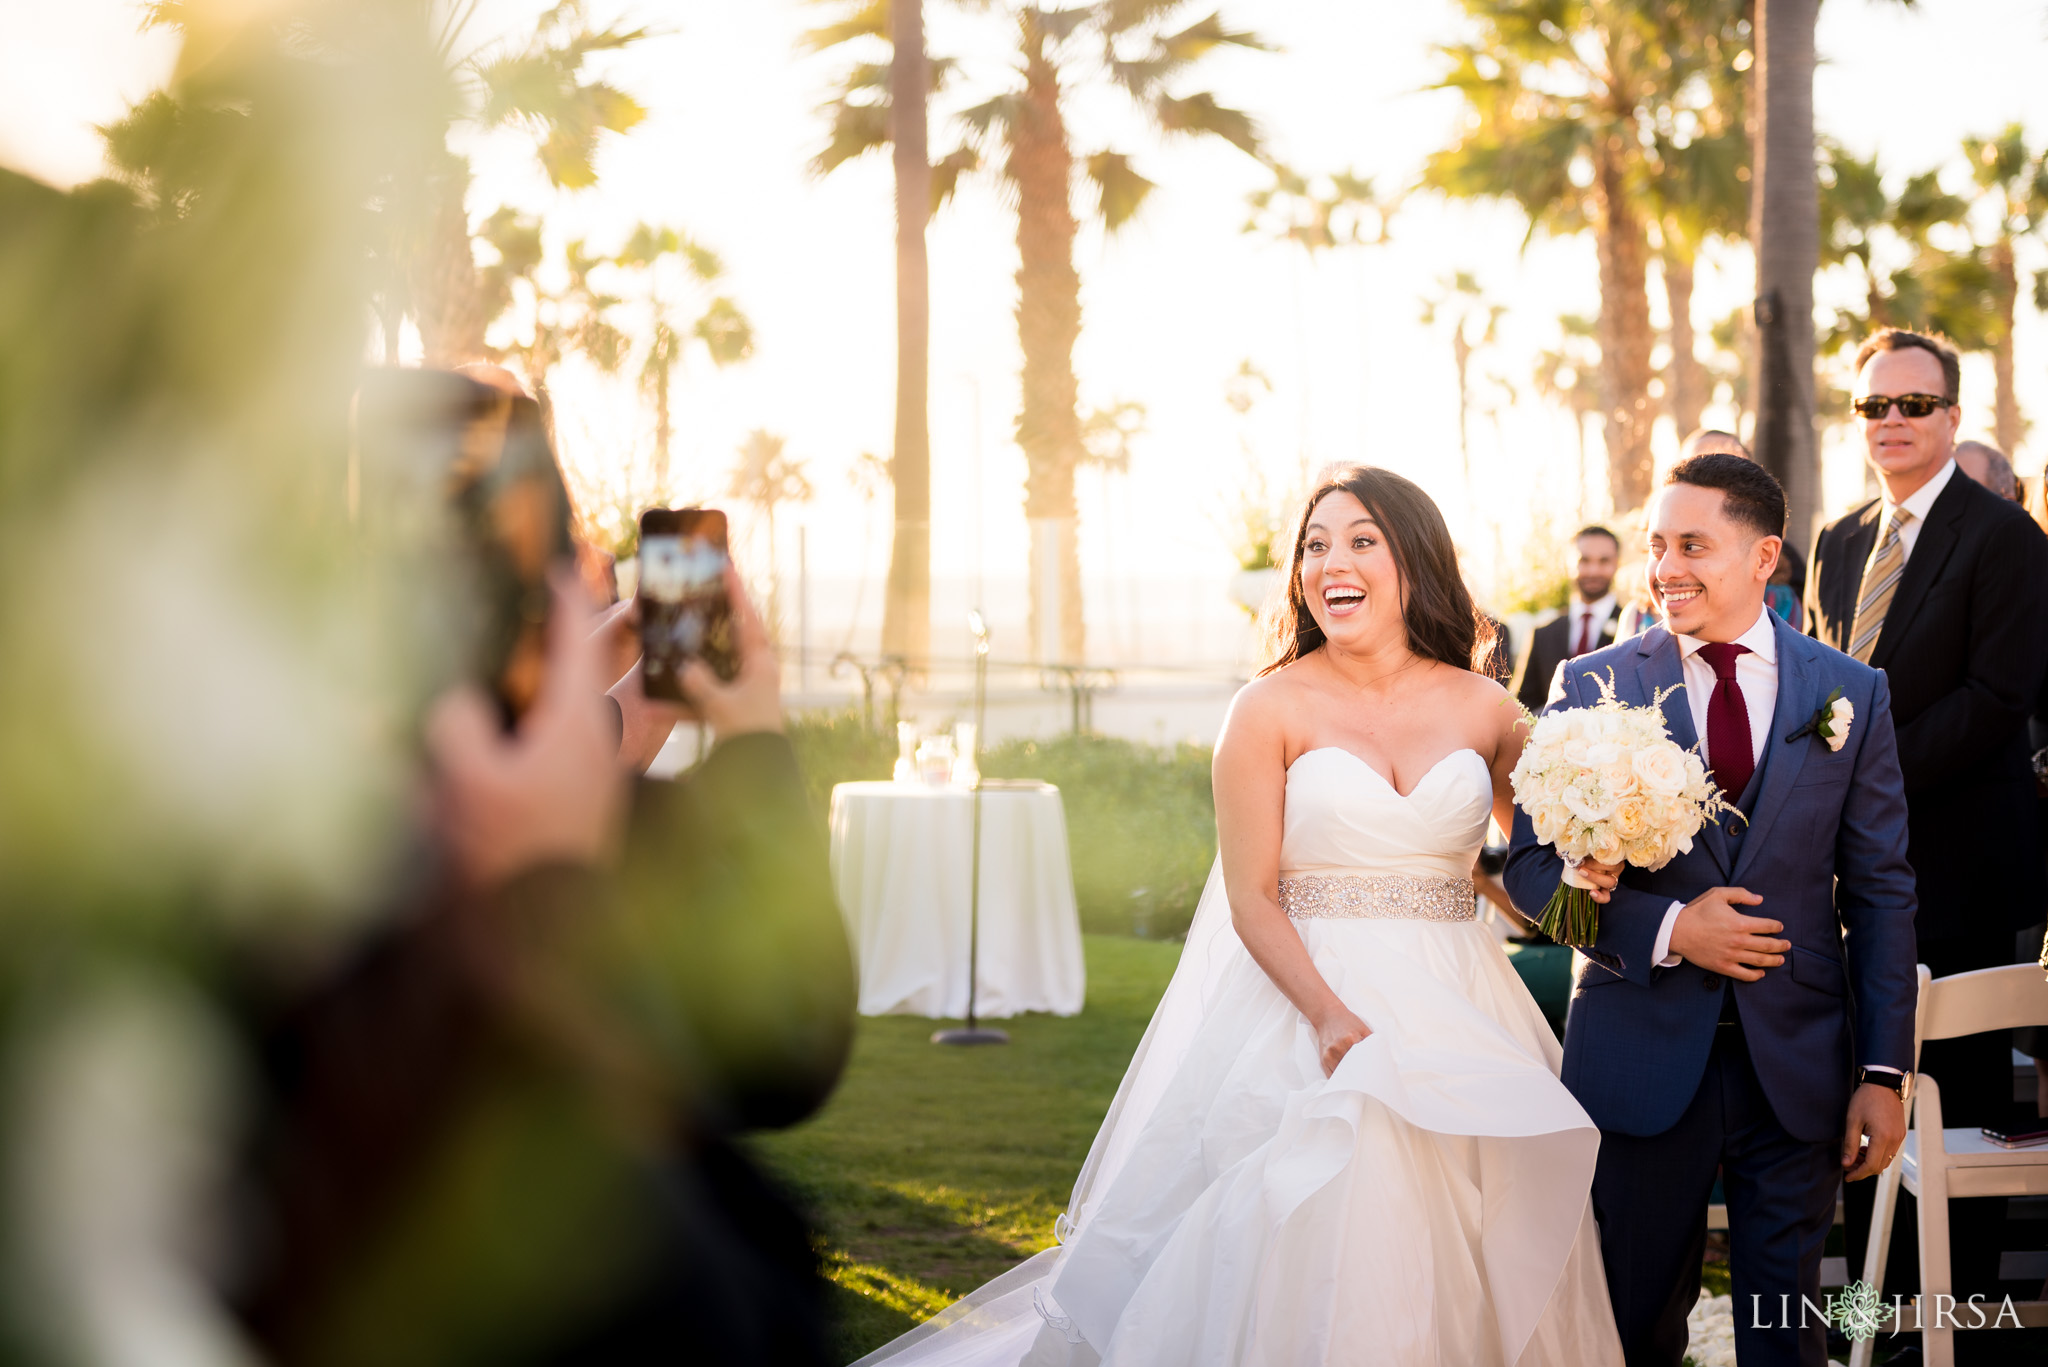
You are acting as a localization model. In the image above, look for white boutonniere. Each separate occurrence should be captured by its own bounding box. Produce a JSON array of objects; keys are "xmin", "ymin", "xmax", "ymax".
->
[{"xmin": 1785, "ymin": 687, "xmax": 1853, "ymax": 752}]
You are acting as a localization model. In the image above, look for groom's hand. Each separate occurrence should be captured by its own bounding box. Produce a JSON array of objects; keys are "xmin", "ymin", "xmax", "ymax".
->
[
  {"xmin": 1667, "ymin": 888, "xmax": 1789, "ymax": 980},
  {"xmin": 1841, "ymin": 1083, "xmax": 1906, "ymax": 1181}
]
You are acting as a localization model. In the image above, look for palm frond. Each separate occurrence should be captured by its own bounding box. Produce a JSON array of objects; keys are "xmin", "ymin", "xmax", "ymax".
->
[
  {"xmin": 1087, "ymin": 151, "xmax": 1156, "ymax": 230},
  {"xmin": 800, "ymin": 0, "xmax": 890, "ymax": 54},
  {"xmin": 695, "ymin": 297, "xmax": 755, "ymax": 366},
  {"xmin": 811, "ymin": 97, "xmax": 891, "ymax": 175},
  {"xmin": 932, "ymin": 145, "xmax": 981, "ymax": 211},
  {"xmin": 1152, "ymin": 91, "xmax": 1259, "ymax": 157}
]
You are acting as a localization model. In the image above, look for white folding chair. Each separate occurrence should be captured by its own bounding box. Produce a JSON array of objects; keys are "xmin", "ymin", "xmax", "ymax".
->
[{"xmin": 1850, "ymin": 963, "xmax": 2048, "ymax": 1367}]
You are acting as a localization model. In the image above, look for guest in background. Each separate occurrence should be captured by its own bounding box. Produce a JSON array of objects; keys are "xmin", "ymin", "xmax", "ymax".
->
[
  {"xmin": 1807, "ymin": 327, "xmax": 2048, "ymax": 1337},
  {"xmin": 1514, "ymin": 525, "xmax": 1620, "ymax": 712},
  {"xmin": 1956, "ymin": 438, "xmax": 2020, "ymax": 502},
  {"xmin": 1679, "ymin": 427, "xmax": 1751, "ymax": 461}
]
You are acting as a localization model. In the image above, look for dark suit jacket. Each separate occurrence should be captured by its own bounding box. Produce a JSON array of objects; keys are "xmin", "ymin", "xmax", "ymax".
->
[
  {"xmin": 1805, "ymin": 471, "xmax": 2048, "ymax": 940},
  {"xmin": 1514, "ymin": 606, "xmax": 1618, "ymax": 715},
  {"xmin": 1505, "ymin": 619, "xmax": 1920, "ymax": 1142}
]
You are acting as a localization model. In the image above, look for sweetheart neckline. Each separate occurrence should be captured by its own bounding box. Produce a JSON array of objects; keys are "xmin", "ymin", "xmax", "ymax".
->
[{"xmin": 1288, "ymin": 746, "xmax": 1485, "ymax": 801}]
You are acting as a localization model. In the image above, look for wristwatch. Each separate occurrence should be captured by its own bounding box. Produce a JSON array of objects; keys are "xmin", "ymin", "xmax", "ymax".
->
[{"xmin": 1858, "ymin": 1067, "xmax": 1908, "ymax": 1097}]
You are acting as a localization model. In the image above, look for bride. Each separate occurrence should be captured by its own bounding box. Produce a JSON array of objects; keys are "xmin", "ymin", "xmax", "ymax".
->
[{"xmin": 859, "ymin": 467, "xmax": 1623, "ymax": 1367}]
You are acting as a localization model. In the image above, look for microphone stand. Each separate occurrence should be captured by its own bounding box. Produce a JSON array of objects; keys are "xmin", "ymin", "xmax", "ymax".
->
[{"xmin": 934, "ymin": 611, "xmax": 1008, "ymax": 1046}]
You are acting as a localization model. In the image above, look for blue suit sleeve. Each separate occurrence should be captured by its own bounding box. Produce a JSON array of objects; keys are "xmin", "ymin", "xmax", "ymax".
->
[
  {"xmin": 1504, "ymin": 670, "xmax": 1670, "ymax": 987},
  {"xmin": 1833, "ymin": 670, "xmax": 1921, "ymax": 1073}
]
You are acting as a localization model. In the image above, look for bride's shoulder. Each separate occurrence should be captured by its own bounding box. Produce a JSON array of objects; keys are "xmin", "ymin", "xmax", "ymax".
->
[{"xmin": 1435, "ymin": 664, "xmax": 1525, "ymax": 739}]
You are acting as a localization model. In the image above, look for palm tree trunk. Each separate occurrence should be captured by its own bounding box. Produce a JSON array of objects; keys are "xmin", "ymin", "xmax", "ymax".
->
[
  {"xmin": 1663, "ymin": 247, "xmax": 1706, "ymax": 440},
  {"xmin": 1453, "ymin": 330, "xmax": 1472, "ymax": 486},
  {"xmin": 1592, "ymin": 139, "xmax": 1655, "ymax": 511},
  {"xmin": 1011, "ymin": 19, "xmax": 1086, "ymax": 665},
  {"xmin": 652, "ymin": 352, "xmax": 673, "ymax": 500},
  {"xmin": 1991, "ymin": 236, "xmax": 2020, "ymax": 454},
  {"xmin": 410, "ymin": 150, "xmax": 487, "ymax": 365},
  {"xmin": 1749, "ymin": 0, "xmax": 1820, "ymax": 545},
  {"xmin": 882, "ymin": 0, "xmax": 931, "ymax": 668}
]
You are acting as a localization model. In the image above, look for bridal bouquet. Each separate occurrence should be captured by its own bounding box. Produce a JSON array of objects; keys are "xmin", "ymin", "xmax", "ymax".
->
[{"xmin": 1510, "ymin": 674, "xmax": 1740, "ymax": 946}]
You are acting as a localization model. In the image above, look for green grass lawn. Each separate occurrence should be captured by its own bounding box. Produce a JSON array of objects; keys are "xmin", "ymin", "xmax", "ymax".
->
[{"xmin": 748, "ymin": 933, "xmax": 1182, "ymax": 1362}]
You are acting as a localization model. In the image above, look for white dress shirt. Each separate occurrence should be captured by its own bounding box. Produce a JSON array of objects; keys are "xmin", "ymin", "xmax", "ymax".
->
[
  {"xmin": 1879, "ymin": 457, "xmax": 1955, "ymax": 561},
  {"xmin": 1651, "ymin": 607, "xmax": 1778, "ymax": 967},
  {"xmin": 1569, "ymin": 593, "xmax": 1618, "ymax": 656}
]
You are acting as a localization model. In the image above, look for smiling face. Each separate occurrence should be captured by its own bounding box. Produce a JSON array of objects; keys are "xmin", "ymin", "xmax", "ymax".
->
[
  {"xmin": 1570, "ymin": 532, "xmax": 1618, "ymax": 603},
  {"xmin": 1646, "ymin": 482, "xmax": 1780, "ymax": 642},
  {"xmin": 1299, "ymin": 489, "xmax": 1406, "ymax": 654},
  {"xmin": 1856, "ymin": 346, "xmax": 1960, "ymax": 499}
]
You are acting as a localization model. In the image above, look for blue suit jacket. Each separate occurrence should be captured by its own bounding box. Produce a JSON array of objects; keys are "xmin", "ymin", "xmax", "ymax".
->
[{"xmin": 1504, "ymin": 614, "xmax": 1919, "ymax": 1143}]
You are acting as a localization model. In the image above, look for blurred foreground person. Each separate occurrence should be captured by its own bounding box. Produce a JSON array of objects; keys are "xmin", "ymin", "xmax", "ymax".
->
[{"xmin": 235, "ymin": 565, "xmax": 852, "ymax": 1367}]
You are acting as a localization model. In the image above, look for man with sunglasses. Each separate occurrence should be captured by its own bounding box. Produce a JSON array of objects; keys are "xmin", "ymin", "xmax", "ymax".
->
[{"xmin": 1808, "ymin": 328, "xmax": 2048, "ymax": 1356}]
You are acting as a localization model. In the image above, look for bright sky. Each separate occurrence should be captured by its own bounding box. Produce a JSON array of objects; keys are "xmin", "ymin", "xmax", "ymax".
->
[{"xmin": 7, "ymin": 0, "xmax": 2048, "ymax": 661}]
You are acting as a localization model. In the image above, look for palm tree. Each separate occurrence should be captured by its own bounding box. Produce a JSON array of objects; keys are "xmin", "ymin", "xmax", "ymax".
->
[
  {"xmin": 1962, "ymin": 125, "xmax": 2048, "ymax": 455},
  {"xmin": 612, "ymin": 225, "xmax": 755, "ymax": 498},
  {"xmin": 410, "ymin": 1, "xmax": 656, "ymax": 365},
  {"xmin": 1419, "ymin": 272, "xmax": 1506, "ymax": 488},
  {"xmin": 728, "ymin": 430, "xmax": 816, "ymax": 639},
  {"xmin": 1424, "ymin": 3, "xmax": 1746, "ymax": 512},
  {"xmin": 1532, "ymin": 314, "xmax": 1603, "ymax": 518},
  {"xmin": 812, "ymin": 2, "xmax": 1267, "ymax": 663},
  {"xmin": 1749, "ymin": 0, "xmax": 1823, "ymax": 540},
  {"xmin": 807, "ymin": 0, "xmax": 937, "ymax": 668}
]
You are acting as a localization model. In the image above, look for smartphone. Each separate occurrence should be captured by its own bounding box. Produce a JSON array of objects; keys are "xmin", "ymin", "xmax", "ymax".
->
[
  {"xmin": 1981, "ymin": 1124, "xmax": 2048, "ymax": 1149},
  {"xmin": 637, "ymin": 507, "xmax": 738, "ymax": 698},
  {"xmin": 352, "ymin": 369, "xmax": 574, "ymax": 726}
]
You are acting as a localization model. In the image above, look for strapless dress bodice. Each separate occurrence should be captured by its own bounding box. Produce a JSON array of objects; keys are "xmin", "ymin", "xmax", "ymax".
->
[{"xmin": 1280, "ymin": 746, "xmax": 1493, "ymax": 884}]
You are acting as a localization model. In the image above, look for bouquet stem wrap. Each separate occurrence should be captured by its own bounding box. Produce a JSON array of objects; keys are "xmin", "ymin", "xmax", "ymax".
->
[{"xmin": 1540, "ymin": 863, "xmax": 1603, "ymax": 947}]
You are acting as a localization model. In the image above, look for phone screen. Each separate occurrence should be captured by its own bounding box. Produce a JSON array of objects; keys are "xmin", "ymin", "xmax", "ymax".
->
[{"xmin": 638, "ymin": 508, "xmax": 737, "ymax": 698}]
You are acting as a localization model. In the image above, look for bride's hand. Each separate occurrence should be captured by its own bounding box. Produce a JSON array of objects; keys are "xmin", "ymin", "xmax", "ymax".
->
[
  {"xmin": 1312, "ymin": 1008, "xmax": 1372, "ymax": 1076},
  {"xmin": 1569, "ymin": 857, "xmax": 1624, "ymax": 904}
]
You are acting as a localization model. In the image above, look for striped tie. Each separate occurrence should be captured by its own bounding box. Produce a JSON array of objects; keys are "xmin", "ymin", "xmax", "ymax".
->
[{"xmin": 1847, "ymin": 509, "xmax": 1913, "ymax": 663}]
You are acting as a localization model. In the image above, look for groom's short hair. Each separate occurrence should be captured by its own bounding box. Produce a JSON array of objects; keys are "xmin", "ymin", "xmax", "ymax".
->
[{"xmin": 1666, "ymin": 452, "xmax": 1786, "ymax": 542}]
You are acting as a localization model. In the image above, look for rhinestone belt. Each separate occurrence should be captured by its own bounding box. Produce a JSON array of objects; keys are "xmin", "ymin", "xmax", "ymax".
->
[{"xmin": 1277, "ymin": 874, "xmax": 1476, "ymax": 922}]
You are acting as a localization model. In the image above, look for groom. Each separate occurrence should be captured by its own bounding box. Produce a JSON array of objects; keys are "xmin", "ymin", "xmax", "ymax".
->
[{"xmin": 1506, "ymin": 453, "xmax": 1919, "ymax": 1367}]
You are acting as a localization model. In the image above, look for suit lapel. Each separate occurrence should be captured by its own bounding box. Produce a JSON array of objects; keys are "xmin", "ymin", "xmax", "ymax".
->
[
  {"xmin": 1829, "ymin": 501, "xmax": 1881, "ymax": 648},
  {"xmin": 1731, "ymin": 615, "xmax": 1815, "ymax": 883},
  {"xmin": 1634, "ymin": 627, "xmax": 1733, "ymax": 878},
  {"xmin": 1870, "ymin": 477, "xmax": 1968, "ymax": 671}
]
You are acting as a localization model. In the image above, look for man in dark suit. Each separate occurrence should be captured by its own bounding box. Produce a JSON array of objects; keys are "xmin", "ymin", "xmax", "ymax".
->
[
  {"xmin": 1807, "ymin": 328, "xmax": 2048, "ymax": 1340},
  {"xmin": 1509, "ymin": 454, "xmax": 1918, "ymax": 1366},
  {"xmin": 1515, "ymin": 524, "xmax": 1622, "ymax": 713}
]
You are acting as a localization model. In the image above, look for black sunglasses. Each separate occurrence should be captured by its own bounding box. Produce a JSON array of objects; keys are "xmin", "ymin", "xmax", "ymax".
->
[{"xmin": 1852, "ymin": 392, "xmax": 1954, "ymax": 420}]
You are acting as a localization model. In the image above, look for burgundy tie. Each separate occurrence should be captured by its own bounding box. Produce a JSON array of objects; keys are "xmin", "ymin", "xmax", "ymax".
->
[
  {"xmin": 1697, "ymin": 642, "xmax": 1754, "ymax": 802},
  {"xmin": 1575, "ymin": 610, "xmax": 1593, "ymax": 657}
]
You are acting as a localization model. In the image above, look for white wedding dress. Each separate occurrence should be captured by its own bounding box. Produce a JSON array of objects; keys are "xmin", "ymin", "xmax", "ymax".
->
[{"xmin": 857, "ymin": 748, "xmax": 1624, "ymax": 1367}]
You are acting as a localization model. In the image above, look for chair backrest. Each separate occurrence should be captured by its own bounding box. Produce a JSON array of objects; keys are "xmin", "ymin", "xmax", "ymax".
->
[{"xmin": 1917, "ymin": 963, "xmax": 2048, "ymax": 1050}]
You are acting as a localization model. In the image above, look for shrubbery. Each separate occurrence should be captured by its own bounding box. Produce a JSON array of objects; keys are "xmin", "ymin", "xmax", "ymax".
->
[{"xmin": 786, "ymin": 712, "xmax": 1217, "ymax": 939}]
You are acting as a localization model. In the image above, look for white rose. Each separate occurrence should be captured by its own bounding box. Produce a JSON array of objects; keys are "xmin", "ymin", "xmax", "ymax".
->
[
  {"xmin": 1585, "ymin": 740, "xmax": 1623, "ymax": 767},
  {"xmin": 1587, "ymin": 830, "xmax": 1624, "ymax": 865},
  {"xmin": 1562, "ymin": 784, "xmax": 1617, "ymax": 824},
  {"xmin": 1610, "ymin": 796, "xmax": 1649, "ymax": 842},
  {"xmin": 1825, "ymin": 698, "xmax": 1854, "ymax": 752},
  {"xmin": 1632, "ymin": 743, "xmax": 1689, "ymax": 796},
  {"xmin": 1563, "ymin": 737, "xmax": 1591, "ymax": 766}
]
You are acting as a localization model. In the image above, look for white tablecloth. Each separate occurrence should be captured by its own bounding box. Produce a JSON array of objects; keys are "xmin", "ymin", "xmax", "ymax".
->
[{"xmin": 829, "ymin": 780, "xmax": 1085, "ymax": 1018}]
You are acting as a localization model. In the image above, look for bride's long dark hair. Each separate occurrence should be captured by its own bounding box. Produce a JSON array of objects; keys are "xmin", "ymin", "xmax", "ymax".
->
[{"xmin": 1256, "ymin": 465, "xmax": 1495, "ymax": 678}]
